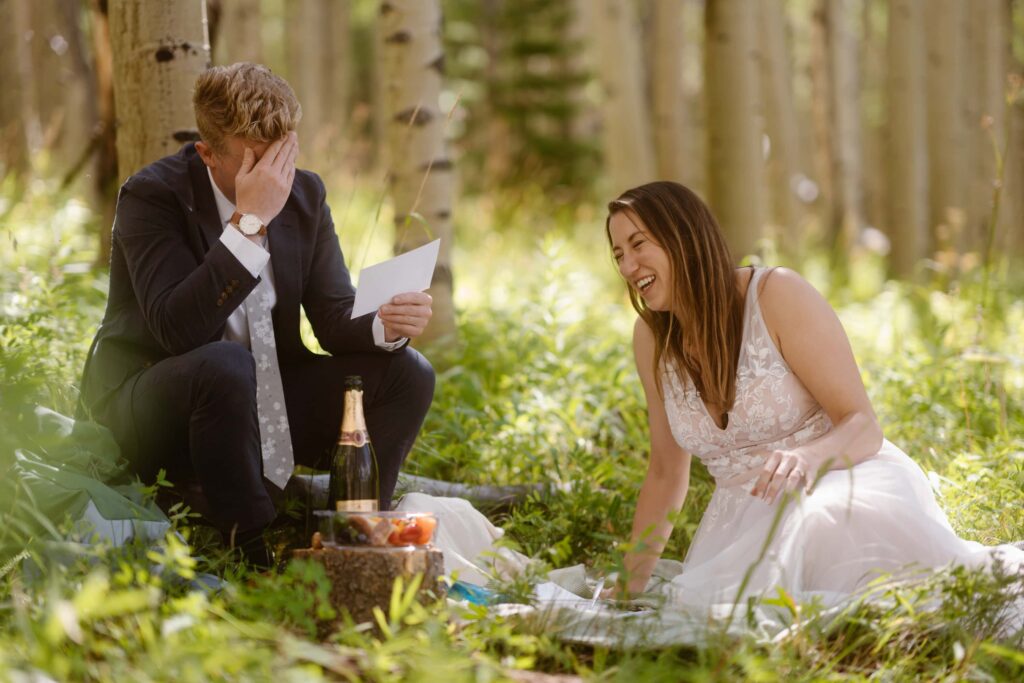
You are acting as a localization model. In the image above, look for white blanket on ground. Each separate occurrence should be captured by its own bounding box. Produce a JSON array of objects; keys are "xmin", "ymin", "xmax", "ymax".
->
[{"xmin": 395, "ymin": 492, "xmax": 1024, "ymax": 649}]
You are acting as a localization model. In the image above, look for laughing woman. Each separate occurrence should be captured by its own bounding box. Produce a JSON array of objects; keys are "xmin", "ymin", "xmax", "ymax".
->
[{"xmin": 605, "ymin": 181, "xmax": 1023, "ymax": 614}]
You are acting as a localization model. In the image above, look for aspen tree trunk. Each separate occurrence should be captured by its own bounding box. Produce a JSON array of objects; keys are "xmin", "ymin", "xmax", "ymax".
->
[
  {"xmin": 987, "ymin": 0, "xmax": 1011, "ymax": 258},
  {"xmin": 1003, "ymin": 2, "xmax": 1024, "ymax": 260},
  {"xmin": 825, "ymin": 0, "xmax": 864, "ymax": 256},
  {"xmin": 925, "ymin": 0, "xmax": 966, "ymax": 254},
  {"xmin": 213, "ymin": 0, "xmax": 263, "ymax": 65},
  {"xmin": 964, "ymin": 0, "xmax": 1007, "ymax": 255},
  {"xmin": 860, "ymin": 0, "xmax": 887, "ymax": 234},
  {"xmin": 808, "ymin": 1, "xmax": 835, "ymax": 237},
  {"xmin": 49, "ymin": 0, "xmax": 97, "ymax": 179},
  {"xmin": 758, "ymin": 0, "xmax": 802, "ymax": 254},
  {"xmin": 8, "ymin": 0, "xmax": 42, "ymax": 171},
  {"xmin": 680, "ymin": 0, "xmax": 706, "ymax": 193},
  {"xmin": 90, "ymin": 0, "xmax": 118, "ymax": 267},
  {"xmin": 324, "ymin": 0, "xmax": 352, "ymax": 159},
  {"xmin": 651, "ymin": 0, "xmax": 686, "ymax": 183},
  {"xmin": 288, "ymin": 0, "xmax": 327, "ymax": 155},
  {"xmin": 380, "ymin": 0, "xmax": 456, "ymax": 345},
  {"xmin": 589, "ymin": 0, "xmax": 656, "ymax": 192},
  {"xmin": 705, "ymin": 0, "xmax": 763, "ymax": 259},
  {"xmin": 886, "ymin": 0, "xmax": 928, "ymax": 278},
  {"xmin": 109, "ymin": 0, "xmax": 211, "ymax": 180},
  {"xmin": 0, "ymin": 0, "xmax": 31, "ymax": 175}
]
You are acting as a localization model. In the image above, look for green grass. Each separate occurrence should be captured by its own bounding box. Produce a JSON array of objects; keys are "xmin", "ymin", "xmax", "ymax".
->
[{"xmin": 1, "ymin": 180, "xmax": 1023, "ymax": 680}]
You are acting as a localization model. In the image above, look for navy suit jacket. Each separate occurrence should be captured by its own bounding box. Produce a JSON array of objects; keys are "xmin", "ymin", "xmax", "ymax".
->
[{"xmin": 80, "ymin": 143, "xmax": 382, "ymax": 417}]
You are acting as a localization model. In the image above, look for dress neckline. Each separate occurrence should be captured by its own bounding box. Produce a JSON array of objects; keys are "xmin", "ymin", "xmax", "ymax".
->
[{"xmin": 695, "ymin": 266, "xmax": 760, "ymax": 431}]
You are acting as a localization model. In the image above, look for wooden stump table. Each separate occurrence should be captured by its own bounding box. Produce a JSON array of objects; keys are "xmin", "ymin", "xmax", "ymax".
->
[{"xmin": 293, "ymin": 542, "xmax": 446, "ymax": 629}]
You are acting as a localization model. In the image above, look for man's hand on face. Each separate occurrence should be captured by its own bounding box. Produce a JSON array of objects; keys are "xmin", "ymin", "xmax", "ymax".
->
[
  {"xmin": 235, "ymin": 132, "xmax": 299, "ymax": 226},
  {"xmin": 379, "ymin": 292, "xmax": 433, "ymax": 342}
]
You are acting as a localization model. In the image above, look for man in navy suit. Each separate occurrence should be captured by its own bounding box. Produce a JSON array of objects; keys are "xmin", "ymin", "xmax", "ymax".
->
[{"xmin": 79, "ymin": 63, "xmax": 435, "ymax": 564}]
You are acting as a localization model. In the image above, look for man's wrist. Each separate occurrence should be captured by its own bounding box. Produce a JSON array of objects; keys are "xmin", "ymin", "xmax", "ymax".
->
[{"xmin": 229, "ymin": 210, "xmax": 268, "ymax": 236}]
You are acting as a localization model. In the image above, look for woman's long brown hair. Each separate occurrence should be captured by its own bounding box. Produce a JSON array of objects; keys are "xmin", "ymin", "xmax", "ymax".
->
[{"xmin": 606, "ymin": 181, "xmax": 744, "ymax": 411}]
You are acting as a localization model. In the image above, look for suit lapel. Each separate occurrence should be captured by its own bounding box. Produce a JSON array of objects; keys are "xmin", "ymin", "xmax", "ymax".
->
[
  {"xmin": 267, "ymin": 209, "xmax": 300, "ymax": 311},
  {"xmin": 186, "ymin": 150, "xmax": 225, "ymax": 254}
]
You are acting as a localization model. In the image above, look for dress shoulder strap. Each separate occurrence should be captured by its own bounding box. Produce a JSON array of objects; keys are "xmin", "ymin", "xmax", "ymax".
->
[{"xmin": 743, "ymin": 266, "xmax": 768, "ymax": 317}]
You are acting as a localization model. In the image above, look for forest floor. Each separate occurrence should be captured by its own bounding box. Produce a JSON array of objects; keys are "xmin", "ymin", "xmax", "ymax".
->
[{"xmin": 2, "ymin": 181, "xmax": 1023, "ymax": 681}]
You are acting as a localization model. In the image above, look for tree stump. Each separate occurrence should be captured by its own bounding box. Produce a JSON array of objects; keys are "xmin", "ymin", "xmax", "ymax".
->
[{"xmin": 292, "ymin": 544, "xmax": 446, "ymax": 629}]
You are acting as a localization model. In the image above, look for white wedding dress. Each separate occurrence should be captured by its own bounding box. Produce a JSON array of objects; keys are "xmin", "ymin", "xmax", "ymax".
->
[
  {"xmin": 659, "ymin": 266, "xmax": 1022, "ymax": 615},
  {"xmin": 403, "ymin": 266, "xmax": 1024, "ymax": 646}
]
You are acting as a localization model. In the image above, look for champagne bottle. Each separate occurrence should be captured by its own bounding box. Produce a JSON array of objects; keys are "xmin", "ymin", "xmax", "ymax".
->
[{"xmin": 328, "ymin": 376, "xmax": 379, "ymax": 512}]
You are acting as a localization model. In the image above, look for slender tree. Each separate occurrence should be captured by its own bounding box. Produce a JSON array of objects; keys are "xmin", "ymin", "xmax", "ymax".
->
[
  {"xmin": 0, "ymin": 0, "xmax": 27, "ymax": 175},
  {"xmin": 213, "ymin": 0, "xmax": 263, "ymax": 65},
  {"xmin": 885, "ymin": 0, "xmax": 928, "ymax": 277},
  {"xmin": 925, "ymin": 0, "xmax": 966, "ymax": 253},
  {"xmin": 324, "ymin": 0, "xmax": 352, "ymax": 160},
  {"xmin": 108, "ymin": 0, "xmax": 211, "ymax": 180},
  {"xmin": 589, "ymin": 0, "xmax": 656, "ymax": 193},
  {"xmin": 380, "ymin": 0, "xmax": 456, "ymax": 344},
  {"xmin": 89, "ymin": 0, "xmax": 118, "ymax": 267},
  {"xmin": 288, "ymin": 0, "xmax": 327, "ymax": 153},
  {"xmin": 825, "ymin": 0, "xmax": 865, "ymax": 255},
  {"xmin": 705, "ymin": 0, "xmax": 763, "ymax": 259},
  {"xmin": 964, "ymin": 0, "xmax": 1009, "ymax": 256},
  {"xmin": 650, "ymin": 0, "xmax": 686, "ymax": 183},
  {"xmin": 758, "ymin": 0, "xmax": 803, "ymax": 253}
]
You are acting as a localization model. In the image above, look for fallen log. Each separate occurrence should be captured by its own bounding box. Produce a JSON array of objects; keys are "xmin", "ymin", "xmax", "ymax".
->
[{"xmin": 285, "ymin": 473, "xmax": 559, "ymax": 512}]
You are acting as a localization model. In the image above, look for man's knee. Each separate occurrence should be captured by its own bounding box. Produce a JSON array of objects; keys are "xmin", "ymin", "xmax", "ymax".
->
[
  {"xmin": 393, "ymin": 347, "xmax": 435, "ymax": 408},
  {"xmin": 195, "ymin": 341, "xmax": 257, "ymax": 399}
]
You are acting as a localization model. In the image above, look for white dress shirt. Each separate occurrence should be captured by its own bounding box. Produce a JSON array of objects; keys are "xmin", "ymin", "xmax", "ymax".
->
[{"xmin": 207, "ymin": 169, "xmax": 403, "ymax": 350}]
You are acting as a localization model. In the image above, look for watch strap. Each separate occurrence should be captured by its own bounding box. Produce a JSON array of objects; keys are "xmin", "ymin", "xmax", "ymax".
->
[{"xmin": 229, "ymin": 210, "xmax": 267, "ymax": 236}]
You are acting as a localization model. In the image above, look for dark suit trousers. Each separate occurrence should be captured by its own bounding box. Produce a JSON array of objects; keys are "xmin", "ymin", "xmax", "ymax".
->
[{"xmin": 98, "ymin": 341, "xmax": 434, "ymax": 536}]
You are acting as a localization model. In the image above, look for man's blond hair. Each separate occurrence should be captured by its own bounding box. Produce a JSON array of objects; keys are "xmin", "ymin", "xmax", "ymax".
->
[{"xmin": 193, "ymin": 63, "xmax": 302, "ymax": 153}]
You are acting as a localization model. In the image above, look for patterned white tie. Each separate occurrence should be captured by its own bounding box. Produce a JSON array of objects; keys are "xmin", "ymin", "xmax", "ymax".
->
[{"xmin": 245, "ymin": 274, "xmax": 295, "ymax": 489}]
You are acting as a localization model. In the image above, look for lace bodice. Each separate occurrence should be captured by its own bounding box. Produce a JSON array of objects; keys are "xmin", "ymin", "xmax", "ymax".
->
[{"xmin": 663, "ymin": 267, "xmax": 832, "ymax": 491}]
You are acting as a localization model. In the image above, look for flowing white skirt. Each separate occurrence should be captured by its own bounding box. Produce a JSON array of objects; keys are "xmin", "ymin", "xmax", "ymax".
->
[
  {"xmin": 399, "ymin": 440, "xmax": 1024, "ymax": 646},
  {"xmin": 669, "ymin": 439, "xmax": 1024, "ymax": 613}
]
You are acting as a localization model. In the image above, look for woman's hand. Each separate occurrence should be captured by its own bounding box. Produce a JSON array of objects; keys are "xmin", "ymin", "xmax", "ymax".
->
[{"xmin": 750, "ymin": 448, "xmax": 822, "ymax": 504}]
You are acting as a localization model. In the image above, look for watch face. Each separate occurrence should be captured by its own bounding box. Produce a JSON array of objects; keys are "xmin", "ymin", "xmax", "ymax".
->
[{"xmin": 239, "ymin": 214, "xmax": 262, "ymax": 235}]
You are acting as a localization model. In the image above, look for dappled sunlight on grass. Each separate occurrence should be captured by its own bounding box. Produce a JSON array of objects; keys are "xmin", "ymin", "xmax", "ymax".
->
[{"xmin": 2, "ymin": 182, "xmax": 1024, "ymax": 680}]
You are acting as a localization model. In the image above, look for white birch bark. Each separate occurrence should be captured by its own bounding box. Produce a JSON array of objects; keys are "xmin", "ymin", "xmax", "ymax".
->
[
  {"xmin": 380, "ymin": 0, "xmax": 455, "ymax": 344},
  {"xmin": 886, "ymin": 0, "xmax": 928, "ymax": 277},
  {"xmin": 588, "ymin": 0, "xmax": 656, "ymax": 192},
  {"xmin": 705, "ymin": 0, "xmax": 764, "ymax": 258},
  {"xmin": 109, "ymin": 0, "xmax": 211, "ymax": 180},
  {"xmin": 651, "ymin": 0, "xmax": 686, "ymax": 183}
]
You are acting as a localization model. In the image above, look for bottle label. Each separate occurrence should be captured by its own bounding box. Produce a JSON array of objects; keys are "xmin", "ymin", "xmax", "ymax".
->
[
  {"xmin": 336, "ymin": 499, "xmax": 376, "ymax": 512},
  {"xmin": 339, "ymin": 429, "xmax": 368, "ymax": 447}
]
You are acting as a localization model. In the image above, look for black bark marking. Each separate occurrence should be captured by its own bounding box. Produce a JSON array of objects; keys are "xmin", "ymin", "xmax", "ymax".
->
[
  {"xmin": 155, "ymin": 47, "xmax": 175, "ymax": 62},
  {"xmin": 385, "ymin": 30, "xmax": 411, "ymax": 44},
  {"xmin": 418, "ymin": 158, "xmax": 452, "ymax": 172},
  {"xmin": 428, "ymin": 53, "xmax": 445, "ymax": 75},
  {"xmin": 394, "ymin": 107, "xmax": 434, "ymax": 126}
]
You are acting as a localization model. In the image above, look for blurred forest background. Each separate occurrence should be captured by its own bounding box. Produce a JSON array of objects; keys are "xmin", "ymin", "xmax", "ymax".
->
[
  {"xmin": 2, "ymin": 0, "xmax": 1022, "ymax": 295},
  {"xmin": 2, "ymin": 2, "xmax": 1024, "ymax": 679}
]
